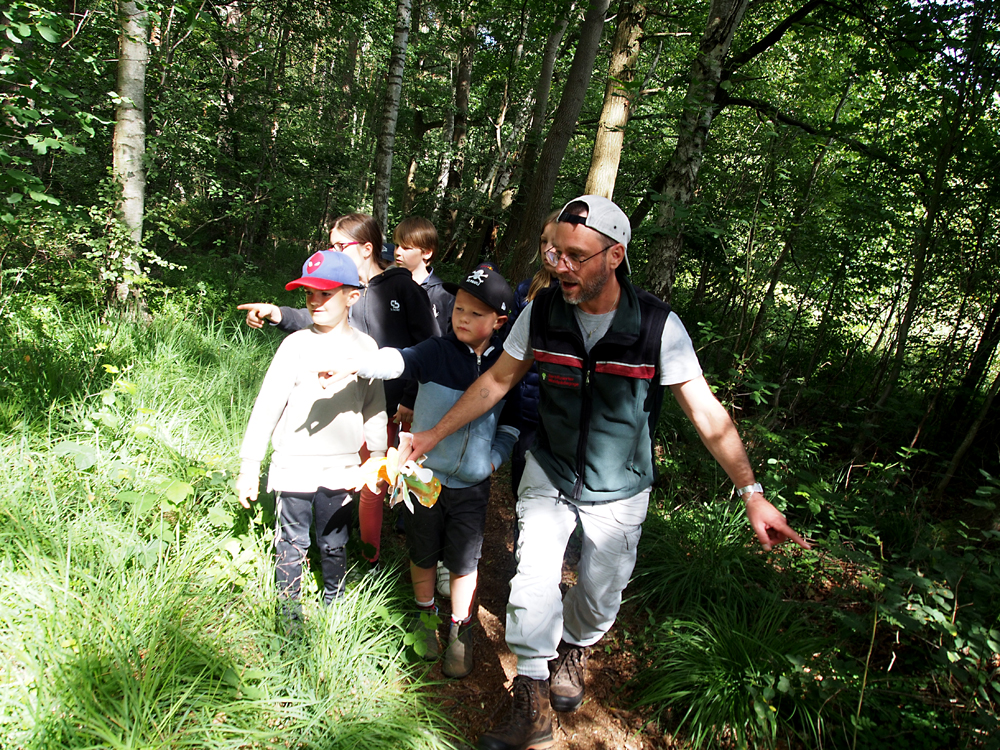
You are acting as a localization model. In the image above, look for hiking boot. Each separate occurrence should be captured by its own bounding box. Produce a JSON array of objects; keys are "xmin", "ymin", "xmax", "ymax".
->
[
  {"xmin": 549, "ymin": 642, "xmax": 589, "ymax": 712},
  {"xmin": 436, "ymin": 561, "xmax": 451, "ymax": 598},
  {"xmin": 477, "ymin": 676, "xmax": 554, "ymax": 750},
  {"xmin": 442, "ymin": 618, "xmax": 475, "ymax": 678}
]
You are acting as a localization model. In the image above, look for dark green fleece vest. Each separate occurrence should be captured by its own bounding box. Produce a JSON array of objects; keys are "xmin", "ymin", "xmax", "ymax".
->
[{"xmin": 529, "ymin": 281, "xmax": 670, "ymax": 503}]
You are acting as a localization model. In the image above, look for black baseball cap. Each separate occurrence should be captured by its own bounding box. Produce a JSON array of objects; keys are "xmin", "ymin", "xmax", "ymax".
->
[{"xmin": 444, "ymin": 263, "xmax": 514, "ymax": 316}]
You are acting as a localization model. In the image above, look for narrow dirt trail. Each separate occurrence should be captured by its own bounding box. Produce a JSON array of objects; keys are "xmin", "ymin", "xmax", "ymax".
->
[{"xmin": 395, "ymin": 471, "xmax": 677, "ymax": 749}]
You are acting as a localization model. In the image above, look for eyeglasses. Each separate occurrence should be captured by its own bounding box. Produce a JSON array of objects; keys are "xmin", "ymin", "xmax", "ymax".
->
[
  {"xmin": 543, "ymin": 245, "xmax": 610, "ymax": 273},
  {"xmin": 330, "ymin": 241, "xmax": 360, "ymax": 252}
]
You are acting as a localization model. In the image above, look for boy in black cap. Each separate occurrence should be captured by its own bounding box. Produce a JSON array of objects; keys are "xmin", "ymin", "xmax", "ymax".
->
[{"xmin": 318, "ymin": 264, "xmax": 521, "ymax": 679}]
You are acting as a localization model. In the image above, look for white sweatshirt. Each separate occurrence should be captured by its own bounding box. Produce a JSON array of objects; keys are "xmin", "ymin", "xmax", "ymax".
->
[{"xmin": 239, "ymin": 326, "xmax": 388, "ymax": 493}]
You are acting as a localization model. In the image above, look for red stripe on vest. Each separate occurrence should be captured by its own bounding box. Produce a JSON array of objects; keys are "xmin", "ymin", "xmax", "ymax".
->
[
  {"xmin": 595, "ymin": 361, "xmax": 656, "ymax": 378},
  {"xmin": 534, "ymin": 349, "xmax": 584, "ymax": 369}
]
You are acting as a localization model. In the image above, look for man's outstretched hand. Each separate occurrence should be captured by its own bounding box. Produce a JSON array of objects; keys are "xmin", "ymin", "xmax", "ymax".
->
[
  {"xmin": 744, "ymin": 494, "xmax": 811, "ymax": 552},
  {"xmin": 398, "ymin": 430, "xmax": 439, "ymax": 465}
]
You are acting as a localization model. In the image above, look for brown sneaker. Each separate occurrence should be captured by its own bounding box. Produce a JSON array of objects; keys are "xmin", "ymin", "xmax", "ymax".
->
[
  {"xmin": 477, "ymin": 676, "xmax": 555, "ymax": 750},
  {"xmin": 549, "ymin": 642, "xmax": 588, "ymax": 712},
  {"xmin": 442, "ymin": 618, "xmax": 475, "ymax": 678}
]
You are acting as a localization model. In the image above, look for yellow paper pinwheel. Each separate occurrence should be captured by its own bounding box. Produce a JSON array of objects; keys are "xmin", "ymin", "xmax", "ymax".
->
[{"xmin": 355, "ymin": 433, "xmax": 441, "ymax": 513}]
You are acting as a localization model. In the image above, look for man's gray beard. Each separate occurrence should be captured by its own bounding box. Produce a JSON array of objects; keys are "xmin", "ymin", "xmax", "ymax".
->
[{"xmin": 561, "ymin": 260, "xmax": 611, "ymax": 306}]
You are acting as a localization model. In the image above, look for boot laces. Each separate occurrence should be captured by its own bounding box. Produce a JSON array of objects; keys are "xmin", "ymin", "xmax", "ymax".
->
[
  {"xmin": 556, "ymin": 646, "xmax": 585, "ymax": 688},
  {"xmin": 503, "ymin": 676, "xmax": 538, "ymax": 726}
]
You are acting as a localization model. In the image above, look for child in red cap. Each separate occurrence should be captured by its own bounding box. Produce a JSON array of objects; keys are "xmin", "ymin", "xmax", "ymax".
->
[{"xmin": 236, "ymin": 250, "xmax": 387, "ymax": 626}]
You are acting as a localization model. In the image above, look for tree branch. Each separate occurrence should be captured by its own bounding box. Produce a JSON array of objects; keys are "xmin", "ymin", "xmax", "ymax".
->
[
  {"xmin": 726, "ymin": 0, "xmax": 824, "ymax": 73},
  {"xmin": 722, "ymin": 94, "xmax": 923, "ymax": 179}
]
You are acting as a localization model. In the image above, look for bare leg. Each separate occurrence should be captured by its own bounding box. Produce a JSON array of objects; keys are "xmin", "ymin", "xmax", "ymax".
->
[
  {"xmin": 449, "ymin": 569, "xmax": 478, "ymax": 621},
  {"xmin": 411, "ymin": 561, "xmax": 435, "ymax": 603}
]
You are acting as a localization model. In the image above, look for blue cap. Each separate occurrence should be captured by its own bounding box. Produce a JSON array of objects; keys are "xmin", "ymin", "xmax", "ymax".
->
[{"xmin": 285, "ymin": 251, "xmax": 360, "ymax": 290}]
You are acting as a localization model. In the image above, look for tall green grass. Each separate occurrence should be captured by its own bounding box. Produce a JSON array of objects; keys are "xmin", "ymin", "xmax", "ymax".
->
[
  {"xmin": 632, "ymin": 499, "xmax": 780, "ymax": 615},
  {"xmin": 632, "ymin": 600, "xmax": 828, "ymax": 749},
  {"xmin": 0, "ymin": 300, "xmax": 456, "ymax": 750}
]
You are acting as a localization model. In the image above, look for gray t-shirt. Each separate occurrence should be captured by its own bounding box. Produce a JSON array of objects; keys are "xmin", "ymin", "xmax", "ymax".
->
[{"xmin": 504, "ymin": 300, "xmax": 703, "ymax": 386}]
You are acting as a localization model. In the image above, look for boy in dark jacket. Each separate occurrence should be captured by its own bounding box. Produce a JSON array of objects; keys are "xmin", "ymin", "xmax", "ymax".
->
[
  {"xmin": 321, "ymin": 265, "xmax": 520, "ymax": 680},
  {"xmin": 392, "ymin": 216, "xmax": 454, "ymax": 333}
]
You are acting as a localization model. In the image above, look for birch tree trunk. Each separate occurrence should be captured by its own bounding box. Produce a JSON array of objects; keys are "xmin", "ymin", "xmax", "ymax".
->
[
  {"xmin": 502, "ymin": 0, "xmax": 611, "ymax": 282},
  {"xmin": 644, "ymin": 0, "xmax": 748, "ymax": 302},
  {"xmin": 584, "ymin": 0, "xmax": 647, "ymax": 198},
  {"xmin": 372, "ymin": 0, "xmax": 412, "ymax": 232},
  {"xmin": 112, "ymin": 0, "xmax": 149, "ymax": 303}
]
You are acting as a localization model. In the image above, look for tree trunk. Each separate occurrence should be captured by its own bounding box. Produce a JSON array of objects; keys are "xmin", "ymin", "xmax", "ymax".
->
[
  {"xmin": 372, "ymin": 0, "xmax": 412, "ymax": 232},
  {"xmin": 644, "ymin": 0, "xmax": 748, "ymax": 302},
  {"xmin": 501, "ymin": 0, "xmax": 611, "ymax": 282},
  {"xmin": 936, "ymin": 367, "xmax": 1000, "ymax": 498},
  {"xmin": 433, "ymin": 86, "xmax": 455, "ymax": 218},
  {"xmin": 742, "ymin": 81, "xmax": 850, "ymax": 354},
  {"xmin": 112, "ymin": 0, "xmax": 149, "ymax": 304},
  {"xmin": 584, "ymin": 0, "xmax": 647, "ymax": 198},
  {"xmin": 443, "ymin": 21, "xmax": 476, "ymax": 247},
  {"xmin": 494, "ymin": 4, "xmax": 573, "ymax": 261},
  {"xmin": 871, "ymin": 121, "xmax": 963, "ymax": 414},
  {"xmin": 403, "ymin": 110, "xmax": 437, "ymax": 214},
  {"xmin": 640, "ymin": 0, "xmax": 825, "ymax": 301},
  {"xmin": 948, "ymin": 290, "xmax": 1000, "ymax": 425}
]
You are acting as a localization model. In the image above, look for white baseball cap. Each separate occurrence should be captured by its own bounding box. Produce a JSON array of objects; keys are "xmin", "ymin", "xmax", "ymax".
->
[{"xmin": 557, "ymin": 194, "xmax": 632, "ymax": 273}]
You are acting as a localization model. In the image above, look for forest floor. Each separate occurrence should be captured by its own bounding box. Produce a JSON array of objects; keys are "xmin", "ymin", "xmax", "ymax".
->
[{"xmin": 382, "ymin": 468, "xmax": 679, "ymax": 750}]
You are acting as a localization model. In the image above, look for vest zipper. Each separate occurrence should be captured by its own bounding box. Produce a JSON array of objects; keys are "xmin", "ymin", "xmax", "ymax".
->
[{"xmin": 572, "ymin": 352, "xmax": 595, "ymax": 502}]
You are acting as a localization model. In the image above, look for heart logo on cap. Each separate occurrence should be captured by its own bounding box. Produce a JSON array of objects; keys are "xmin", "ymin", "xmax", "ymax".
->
[{"xmin": 306, "ymin": 253, "xmax": 324, "ymax": 274}]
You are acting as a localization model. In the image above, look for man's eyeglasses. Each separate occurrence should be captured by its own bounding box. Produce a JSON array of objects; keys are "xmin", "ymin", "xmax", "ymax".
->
[
  {"xmin": 544, "ymin": 245, "xmax": 610, "ymax": 273},
  {"xmin": 331, "ymin": 241, "xmax": 360, "ymax": 252}
]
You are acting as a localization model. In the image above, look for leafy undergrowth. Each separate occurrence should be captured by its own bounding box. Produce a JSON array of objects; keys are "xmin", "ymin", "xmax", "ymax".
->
[{"xmin": 629, "ymin": 433, "xmax": 1000, "ymax": 749}]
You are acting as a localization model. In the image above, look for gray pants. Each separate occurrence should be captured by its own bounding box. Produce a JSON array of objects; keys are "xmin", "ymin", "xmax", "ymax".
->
[
  {"xmin": 507, "ymin": 453, "xmax": 649, "ymax": 680},
  {"xmin": 274, "ymin": 488, "xmax": 352, "ymax": 607}
]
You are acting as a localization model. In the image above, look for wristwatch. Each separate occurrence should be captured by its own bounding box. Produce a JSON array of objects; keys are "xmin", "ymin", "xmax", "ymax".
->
[{"xmin": 736, "ymin": 482, "xmax": 763, "ymax": 499}]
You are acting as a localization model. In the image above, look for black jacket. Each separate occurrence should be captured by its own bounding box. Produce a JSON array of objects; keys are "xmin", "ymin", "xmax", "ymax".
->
[{"xmin": 422, "ymin": 268, "xmax": 455, "ymax": 335}]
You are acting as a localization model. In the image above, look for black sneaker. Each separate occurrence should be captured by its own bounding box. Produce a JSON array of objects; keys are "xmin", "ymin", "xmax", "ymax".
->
[
  {"xmin": 477, "ymin": 676, "xmax": 554, "ymax": 750},
  {"xmin": 549, "ymin": 642, "xmax": 588, "ymax": 712}
]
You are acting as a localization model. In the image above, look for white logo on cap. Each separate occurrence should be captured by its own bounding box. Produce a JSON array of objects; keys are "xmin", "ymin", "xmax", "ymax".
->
[{"xmin": 468, "ymin": 269, "xmax": 489, "ymax": 286}]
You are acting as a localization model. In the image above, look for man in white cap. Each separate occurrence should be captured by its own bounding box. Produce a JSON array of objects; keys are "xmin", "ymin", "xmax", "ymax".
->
[{"xmin": 405, "ymin": 196, "xmax": 810, "ymax": 750}]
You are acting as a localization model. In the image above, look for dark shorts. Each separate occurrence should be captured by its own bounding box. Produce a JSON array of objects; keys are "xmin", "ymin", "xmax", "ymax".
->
[{"xmin": 406, "ymin": 478, "xmax": 490, "ymax": 576}]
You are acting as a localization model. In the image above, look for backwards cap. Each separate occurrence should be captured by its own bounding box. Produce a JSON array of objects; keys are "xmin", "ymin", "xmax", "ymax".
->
[{"xmin": 558, "ymin": 194, "xmax": 632, "ymax": 274}]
